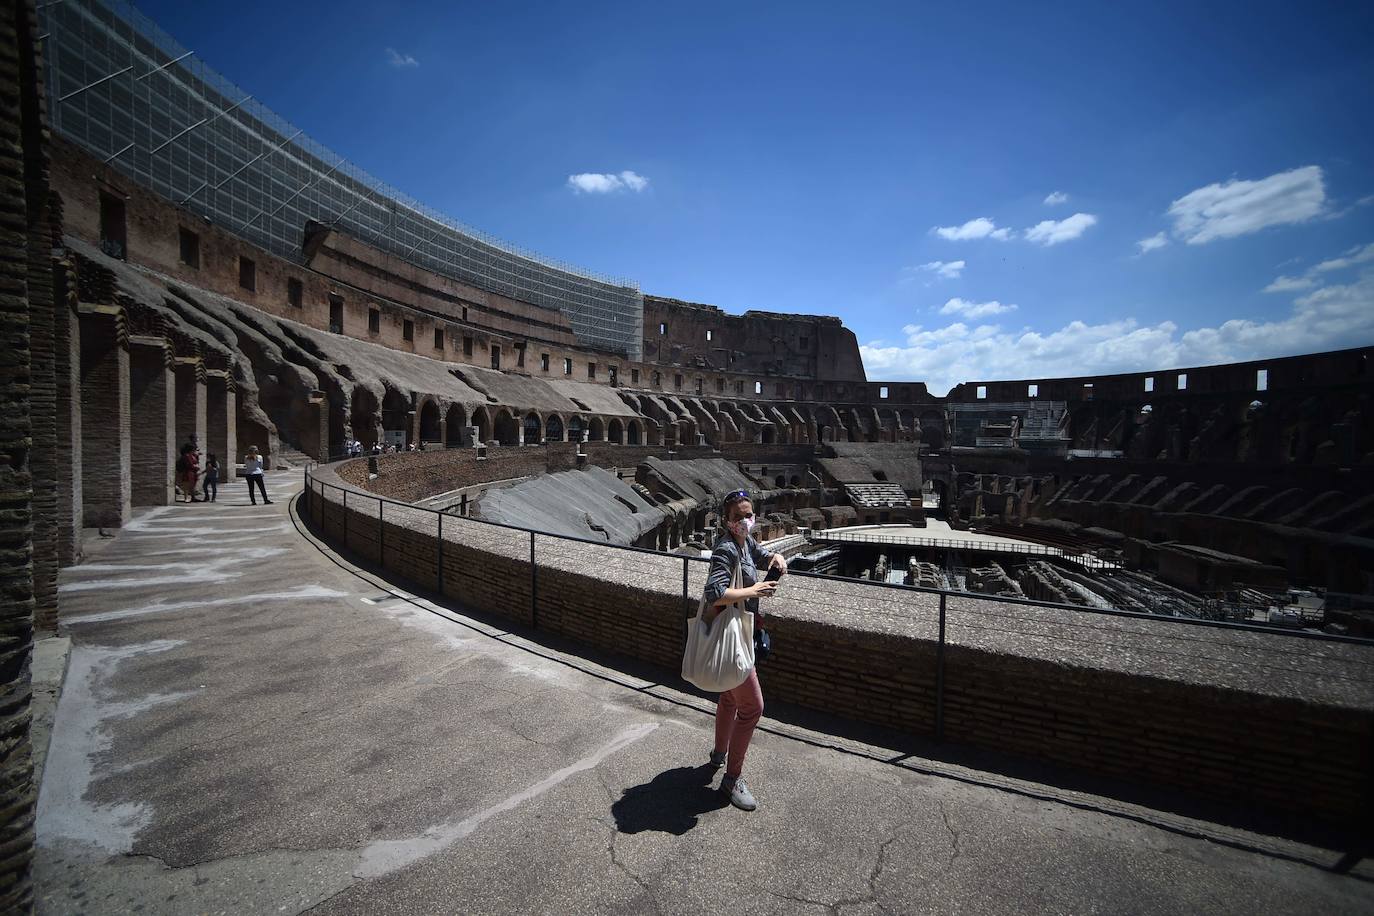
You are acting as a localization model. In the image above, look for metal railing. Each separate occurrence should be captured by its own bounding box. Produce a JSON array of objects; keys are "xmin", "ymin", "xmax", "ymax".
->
[
  {"xmin": 298, "ymin": 461, "xmax": 1374, "ymax": 742},
  {"xmin": 807, "ymin": 528, "xmax": 1116, "ymax": 570}
]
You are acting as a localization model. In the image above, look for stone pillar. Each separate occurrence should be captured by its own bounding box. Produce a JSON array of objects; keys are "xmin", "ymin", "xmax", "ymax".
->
[
  {"xmin": 79, "ymin": 304, "xmax": 132, "ymax": 528},
  {"xmin": 128, "ymin": 336, "xmax": 176, "ymax": 506},
  {"xmin": 206, "ymin": 370, "xmax": 237, "ymax": 482},
  {"xmin": 53, "ymin": 260, "xmax": 82, "ymax": 566},
  {"xmin": 174, "ymin": 356, "xmax": 207, "ymax": 454}
]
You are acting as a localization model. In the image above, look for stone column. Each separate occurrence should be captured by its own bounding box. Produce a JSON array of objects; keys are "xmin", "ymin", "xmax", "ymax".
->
[
  {"xmin": 53, "ymin": 259, "xmax": 82, "ymax": 565},
  {"xmin": 128, "ymin": 336, "xmax": 176, "ymax": 506},
  {"xmin": 79, "ymin": 304, "xmax": 132, "ymax": 528},
  {"xmin": 206, "ymin": 370, "xmax": 237, "ymax": 482},
  {"xmin": 174, "ymin": 356, "xmax": 207, "ymax": 454}
]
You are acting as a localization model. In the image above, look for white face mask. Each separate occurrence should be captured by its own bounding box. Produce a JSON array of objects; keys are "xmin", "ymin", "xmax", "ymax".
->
[{"xmin": 728, "ymin": 516, "xmax": 755, "ymax": 538}]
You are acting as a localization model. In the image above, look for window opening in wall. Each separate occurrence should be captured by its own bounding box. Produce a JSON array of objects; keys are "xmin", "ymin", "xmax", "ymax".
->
[
  {"xmin": 609, "ymin": 366, "xmax": 618, "ymax": 385},
  {"xmin": 652, "ymin": 371, "xmax": 661, "ymax": 386},
  {"xmin": 564, "ymin": 357, "xmax": 573, "ymax": 375},
  {"xmin": 1256, "ymin": 368, "xmax": 1268, "ymax": 391},
  {"xmin": 716, "ymin": 377, "xmax": 725, "ymax": 392},
  {"xmin": 706, "ymin": 329, "xmax": 714, "ymax": 341},
  {"xmin": 1083, "ymin": 382, "xmax": 1094, "ymax": 400},
  {"xmin": 674, "ymin": 374, "xmax": 683, "ymax": 389},
  {"xmin": 515, "ymin": 341, "xmax": 525, "ymax": 368},
  {"xmin": 631, "ymin": 368, "xmax": 639, "ymax": 384},
  {"xmin": 462, "ymin": 306, "xmax": 469, "ymax": 321},
  {"xmin": 368, "ymin": 308, "xmax": 380, "ymax": 334},
  {"xmin": 588, "ymin": 362, "xmax": 597, "ymax": 379},
  {"xmin": 736, "ymin": 380, "xmax": 744, "ymax": 393},
  {"xmin": 491, "ymin": 346, "xmax": 501, "ymax": 370},
  {"xmin": 1177, "ymin": 373, "xmax": 1188, "ymax": 390},
  {"xmin": 178, "ymin": 227, "xmax": 200, "ymax": 268},
  {"xmin": 238, "ymin": 256, "xmax": 256, "ymax": 292},
  {"xmin": 463, "ymin": 336, "xmax": 474, "ymax": 357},
  {"xmin": 1144, "ymin": 376, "xmax": 1154, "ymax": 392},
  {"xmin": 976, "ymin": 385, "xmax": 987, "ymax": 399},
  {"xmin": 99, "ymin": 192, "xmax": 126, "ymax": 259},
  {"xmin": 1027, "ymin": 384, "xmax": 1038, "ymax": 397},
  {"xmin": 403, "ymin": 319, "xmax": 414, "ymax": 342},
  {"xmin": 287, "ymin": 277, "xmax": 303, "ymax": 308},
  {"xmin": 434, "ymin": 328, "xmax": 444, "ymax": 349},
  {"xmin": 541, "ymin": 353, "xmax": 550, "ymax": 372},
  {"xmin": 659, "ymin": 323, "xmax": 667, "ymax": 335},
  {"xmin": 880, "ymin": 386, "xmax": 889, "ymax": 399},
  {"xmin": 696, "ymin": 378, "xmax": 703, "ymax": 394},
  {"xmin": 754, "ymin": 381, "xmax": 763, "ymax": 395},
  {"xmin": 328, "ymin": 295, "xmax": 343, "ymax": 334}
]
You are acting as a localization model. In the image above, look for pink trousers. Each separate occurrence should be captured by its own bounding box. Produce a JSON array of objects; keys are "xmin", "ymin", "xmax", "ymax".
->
[{"xmin": 714, "ymin": 669, "xmax": 764, "ymax": 779}]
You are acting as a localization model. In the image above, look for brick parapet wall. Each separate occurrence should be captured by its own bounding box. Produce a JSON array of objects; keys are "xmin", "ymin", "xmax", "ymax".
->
[{"xmin": 304, "ymin": 461, "xmax": 1374, "ymax": 831}]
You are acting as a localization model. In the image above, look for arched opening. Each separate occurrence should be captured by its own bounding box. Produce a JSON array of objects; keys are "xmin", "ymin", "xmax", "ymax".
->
[
  {"xmin": 566, "ymin": 415, "xmax": 584, "ymax": 442},
  {"xmin": 471, "ymin": 407, "xmax": 492, "ymax": 445},
  {"xmin": 418, "ymin": 399, "xmax": 440, "ymax": 444},
  {"xmin": 349, "ymin": 387, "xmax": 380, "ymax": 449},
  {"xmin": 523, "ymin": 412, "xmax": 542, "ymax": 445},
  {"xmin": 789, "ymin": 474, "xmax": 801, "ymax": 486},
  {"xmin": 545, "ymin": 414, "xmax": 565, "ymax": 442},
  {"xmin": 608, "ymin": 418, "xmax": 623, "ymax": 444},
  {"xmin": 493, "ymin": 409, "xmax": 520, "ymax": 446},
  {"xmin": 761, "ymin": 426, "xmax": 775, "ymax": 444},
  {"xmin": 626, "ymin": 420, "xmax": 642, "ymax": 445},
  {"xmin": 446, "ymin": 403, "xmax": 467, "ymax": 447},
  {"xmin": 588, "ymin": 416, "xmax": 605, "ymax": 441},
  {"xmin": 382, "ymin": 388, "xmax": 411, "ymax": 447},
  {"xmin": 775, "ymin": 475, "xmax": 786, "ymax": 488}
]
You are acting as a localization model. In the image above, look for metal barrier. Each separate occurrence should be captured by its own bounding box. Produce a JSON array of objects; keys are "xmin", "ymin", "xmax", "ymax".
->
[
  {"xmin": 299, "ymin": 461, "xmax": 1374, "ymax": 743},
  {"xmin": 808, "ymin": 528, "xmax": 1115, "ymax": 570}
]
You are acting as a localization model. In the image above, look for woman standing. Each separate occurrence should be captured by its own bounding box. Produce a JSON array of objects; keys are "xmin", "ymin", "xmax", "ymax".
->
[
  {"xmin": 243, "ymin": 445, "xmax": 271, "ymax": 505},
  {"xmin": 702, "ymin": 489, "xmax": 786, "ymax": 811}
]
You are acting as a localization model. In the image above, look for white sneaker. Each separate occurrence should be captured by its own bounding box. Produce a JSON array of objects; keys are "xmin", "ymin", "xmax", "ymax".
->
[{"xmin": 720, "ymin": 775, "xmax": 757, "ymax": 811}]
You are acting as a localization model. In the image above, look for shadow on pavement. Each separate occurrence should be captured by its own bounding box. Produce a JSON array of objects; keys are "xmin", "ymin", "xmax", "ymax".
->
[{"xmin": 612, "ymin": 763, "xmax": 728, "ymax": 835}]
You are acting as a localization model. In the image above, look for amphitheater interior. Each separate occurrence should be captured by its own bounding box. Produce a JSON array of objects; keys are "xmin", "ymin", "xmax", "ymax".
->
[{"xmin": 2, "ymin": 0, "xmax": 1373, "ymax": 909}]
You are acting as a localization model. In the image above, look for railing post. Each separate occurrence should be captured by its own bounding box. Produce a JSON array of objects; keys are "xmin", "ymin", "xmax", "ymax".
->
[
  {"xmin": 530, "ymin": 530, "xmax": 538, "ymax": 629},
  {"xmin": 437, "ymin": 511, "xmax": 444, "ymax": 595},
  {"xmin": 379, "ymin": 498, "xmax": 384, "ymax": 565},
  {"xmin": 342, "ymin": 487, "xmax": 348, "ymax": 547},
  {"xmin": 682, "ymin": 555, "xmax": 690, "ymax": 646},
  {"xmin": 935, "ymin": 591, "xmax": 947, "ymax": 742}
]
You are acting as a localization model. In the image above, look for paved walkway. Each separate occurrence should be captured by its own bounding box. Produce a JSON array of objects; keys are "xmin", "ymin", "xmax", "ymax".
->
[{"xmin": 34, "ymin": 472, "xmax": 1373, "ymax": 914}]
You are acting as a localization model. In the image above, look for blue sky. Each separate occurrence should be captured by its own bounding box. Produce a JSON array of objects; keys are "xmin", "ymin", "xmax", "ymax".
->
[{"xmin": 140, "ymin": 0, "xmax": 1374, "ymax": 392}]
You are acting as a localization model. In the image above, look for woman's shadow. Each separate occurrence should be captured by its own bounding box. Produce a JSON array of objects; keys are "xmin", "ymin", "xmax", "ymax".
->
[{"xmin": 611, "ymin": 763, "xmax": 728, "ymax": 835}]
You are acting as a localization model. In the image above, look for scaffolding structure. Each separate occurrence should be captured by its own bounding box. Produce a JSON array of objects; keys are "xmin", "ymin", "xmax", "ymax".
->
[{"xmin": 39, "ymin": 0, "xmax": 644, "ymax": 358}]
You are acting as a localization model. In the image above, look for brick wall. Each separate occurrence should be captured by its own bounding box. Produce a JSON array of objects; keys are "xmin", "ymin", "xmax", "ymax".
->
[
  {"xmin": 128, "ymin": 337, "xmax": 175, "ymax": 505},
  {"xmin": 205, "ymin": 371, "xmax": 236, "ymax": 482},
  {"xmin": 78, "ymin": 305, "xmax": 131, "ymax": 528},
  {"xmin": 173, "ymin": 359, "xmax": 206, "ymax": 453},
  {"xmin": 53, "ymin": 257, "xmax": 82, "ymax": 565},
  {"xmin": 305, "ymin": 462, "xmax": 1374, "ymax": 831}
]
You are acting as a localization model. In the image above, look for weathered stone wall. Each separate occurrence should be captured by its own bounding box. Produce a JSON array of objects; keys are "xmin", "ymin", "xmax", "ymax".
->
[
  {"xmin": 78, "ymin": 305, "xmax": 131, "ymax": 528},
  {"xmin": 306, "ymin": 461, "xmax": 1374, "ymax": 832},
  {"xmin": 128, "ymin": 337, "xmax": 175, "ymax": 506}
]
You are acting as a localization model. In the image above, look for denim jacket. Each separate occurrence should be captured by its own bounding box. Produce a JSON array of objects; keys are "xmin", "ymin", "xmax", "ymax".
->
[{"xmin": 704, "ymin": 534, "xmax": 773, "ymax": 616}]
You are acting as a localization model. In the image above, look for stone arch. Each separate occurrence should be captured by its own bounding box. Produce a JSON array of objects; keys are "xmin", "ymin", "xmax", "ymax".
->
[
  {"xmin": 566, "ymin": 415, "xmax": 584, "ymax": 442},
  {"xmin": 627, "ymin": 419, "xmax": 642, "ymax": 445},
  {"xmin": 350, "ymin": 387, "xmax": 380, "ymax": 449},
  {"xmin": 545, "ymin": 413, "xmax": 565, "ymax": 442},
  {"xmin": 471, "ymin": 406, "xmax": 492, "ymax": 444},
  {"xmin": 446, "ymin": 403, "xmax": 467, "ymax": 447},
  {"xmin": 608, "ymin": 418, "xmax": 624, "ymax": 444},
  {"xmin": 382, "ymin": 388, "xmax": 412, "ymax": 445},
  {"xmin": 493, "ymin": 409, "xmax": 520, "ymax": 446},
  {"xmin": 761, "ymin": 426, "xmax": 776, "ymax": 445},
  {"xmin": 588, "ymin": 416, "xmax": 606, "ymax": 441},
  {"xmin": 523, "ymin": 412, "xmax": 542, "ymax": 444},
  {"xmin": 418, "ymin": 398, "xmax": 441, "ymax": 443}
]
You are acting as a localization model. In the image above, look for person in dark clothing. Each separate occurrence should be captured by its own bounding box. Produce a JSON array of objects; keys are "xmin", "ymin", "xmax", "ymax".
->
[{"xmin": 202, "ymin": 454, "xmax": 219, "ymax": 502}]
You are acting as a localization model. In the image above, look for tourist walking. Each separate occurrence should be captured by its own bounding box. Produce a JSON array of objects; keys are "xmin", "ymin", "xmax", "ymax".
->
[
  {"xmin": 176, "ymin": 441, "xmax": 200, "ymax": 502},
  {"xmin": 202, "ymin": 454, "xmax": 220, "ymax": 502},
  {"xmin": 244, "ymin": 445, "xmax": 271, "ymax": 505},
  {"xmin": 701, "ymin": 489, "xmax": 786, "ymax": 811}
]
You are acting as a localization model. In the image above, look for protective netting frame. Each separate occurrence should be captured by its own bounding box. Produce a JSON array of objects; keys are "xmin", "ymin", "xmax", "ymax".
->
[{"xmin": 40, "ymin": 0, "xmax": 644, "ymax": 358}]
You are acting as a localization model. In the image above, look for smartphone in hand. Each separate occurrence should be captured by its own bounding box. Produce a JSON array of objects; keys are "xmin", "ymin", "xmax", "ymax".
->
[{"xmin": 764, "ymin": 564, "xmax": 784, "ymax": 583}]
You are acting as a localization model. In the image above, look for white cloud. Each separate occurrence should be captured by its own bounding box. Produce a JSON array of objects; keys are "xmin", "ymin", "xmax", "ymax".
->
[
  {"xmin": 933, "ymin": 217, "xmax": 1011, "ymax": 241},
  {"xmin": 385, "ymin": 48, "xmax": 420, "ymax": 68},
  {"xmin": 566, "ymin": 171, "xmax": 650, "ymax": 194},
  {"xmin": 860, "ymin": 269, "xmax": 1374, "ymax": 395},
  {"xmin": 938, "ymin": 297, "xmax": 1016, "ymax": 318},
  {"xmin": 1262, "ymin": 275, "xmax": 1315, "ymax": 293},
  {"xmin": 1023, "ymin": 212, "xmax": 1098, "ymax": 246},
  {"xmin": 1167, "ymin": 165, "xmax": 1325, "ymax": 244},
  {"xmin": 1312, "ymin": 241, "xmax": 1374, "ymax": 274},
  {"xmin": 1136, "ymin": 232, "xmax": 1169, "ymax": 255},
  {"xmin": 914, "ymin": 260, "xmax": 965, "ymax": 279},
  {"xmin": 1043, "ymin": 191, "xmax": 1069, "ymax": 206}
]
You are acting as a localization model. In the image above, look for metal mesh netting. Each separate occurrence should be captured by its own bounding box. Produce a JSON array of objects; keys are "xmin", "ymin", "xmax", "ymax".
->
[{"xmin": 40, "ymin": 0, "xmax": 644, "ymax": 358}]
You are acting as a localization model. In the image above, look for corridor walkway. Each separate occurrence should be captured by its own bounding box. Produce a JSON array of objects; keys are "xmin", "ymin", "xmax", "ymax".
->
[{"xmin": 33, "ymin": 472, "xmax": 1373, "ymax": 914}]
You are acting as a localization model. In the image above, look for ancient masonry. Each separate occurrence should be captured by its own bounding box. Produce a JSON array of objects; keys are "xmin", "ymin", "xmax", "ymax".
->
[{"xmin": 0, "ymin": 0, "xmax": 1372, "ymax": 903}]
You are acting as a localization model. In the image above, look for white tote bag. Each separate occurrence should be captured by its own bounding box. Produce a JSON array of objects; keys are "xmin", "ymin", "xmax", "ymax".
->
[{"xmin": 681, "ymin": 557, "xmax": 755, "ymax": 693}]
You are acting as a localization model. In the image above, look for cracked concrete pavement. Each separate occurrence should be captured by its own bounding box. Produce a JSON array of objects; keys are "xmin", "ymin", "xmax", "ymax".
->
[{"xmin": 34, "ymin": 471, "xmax": 1374, "ymax": 914}]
